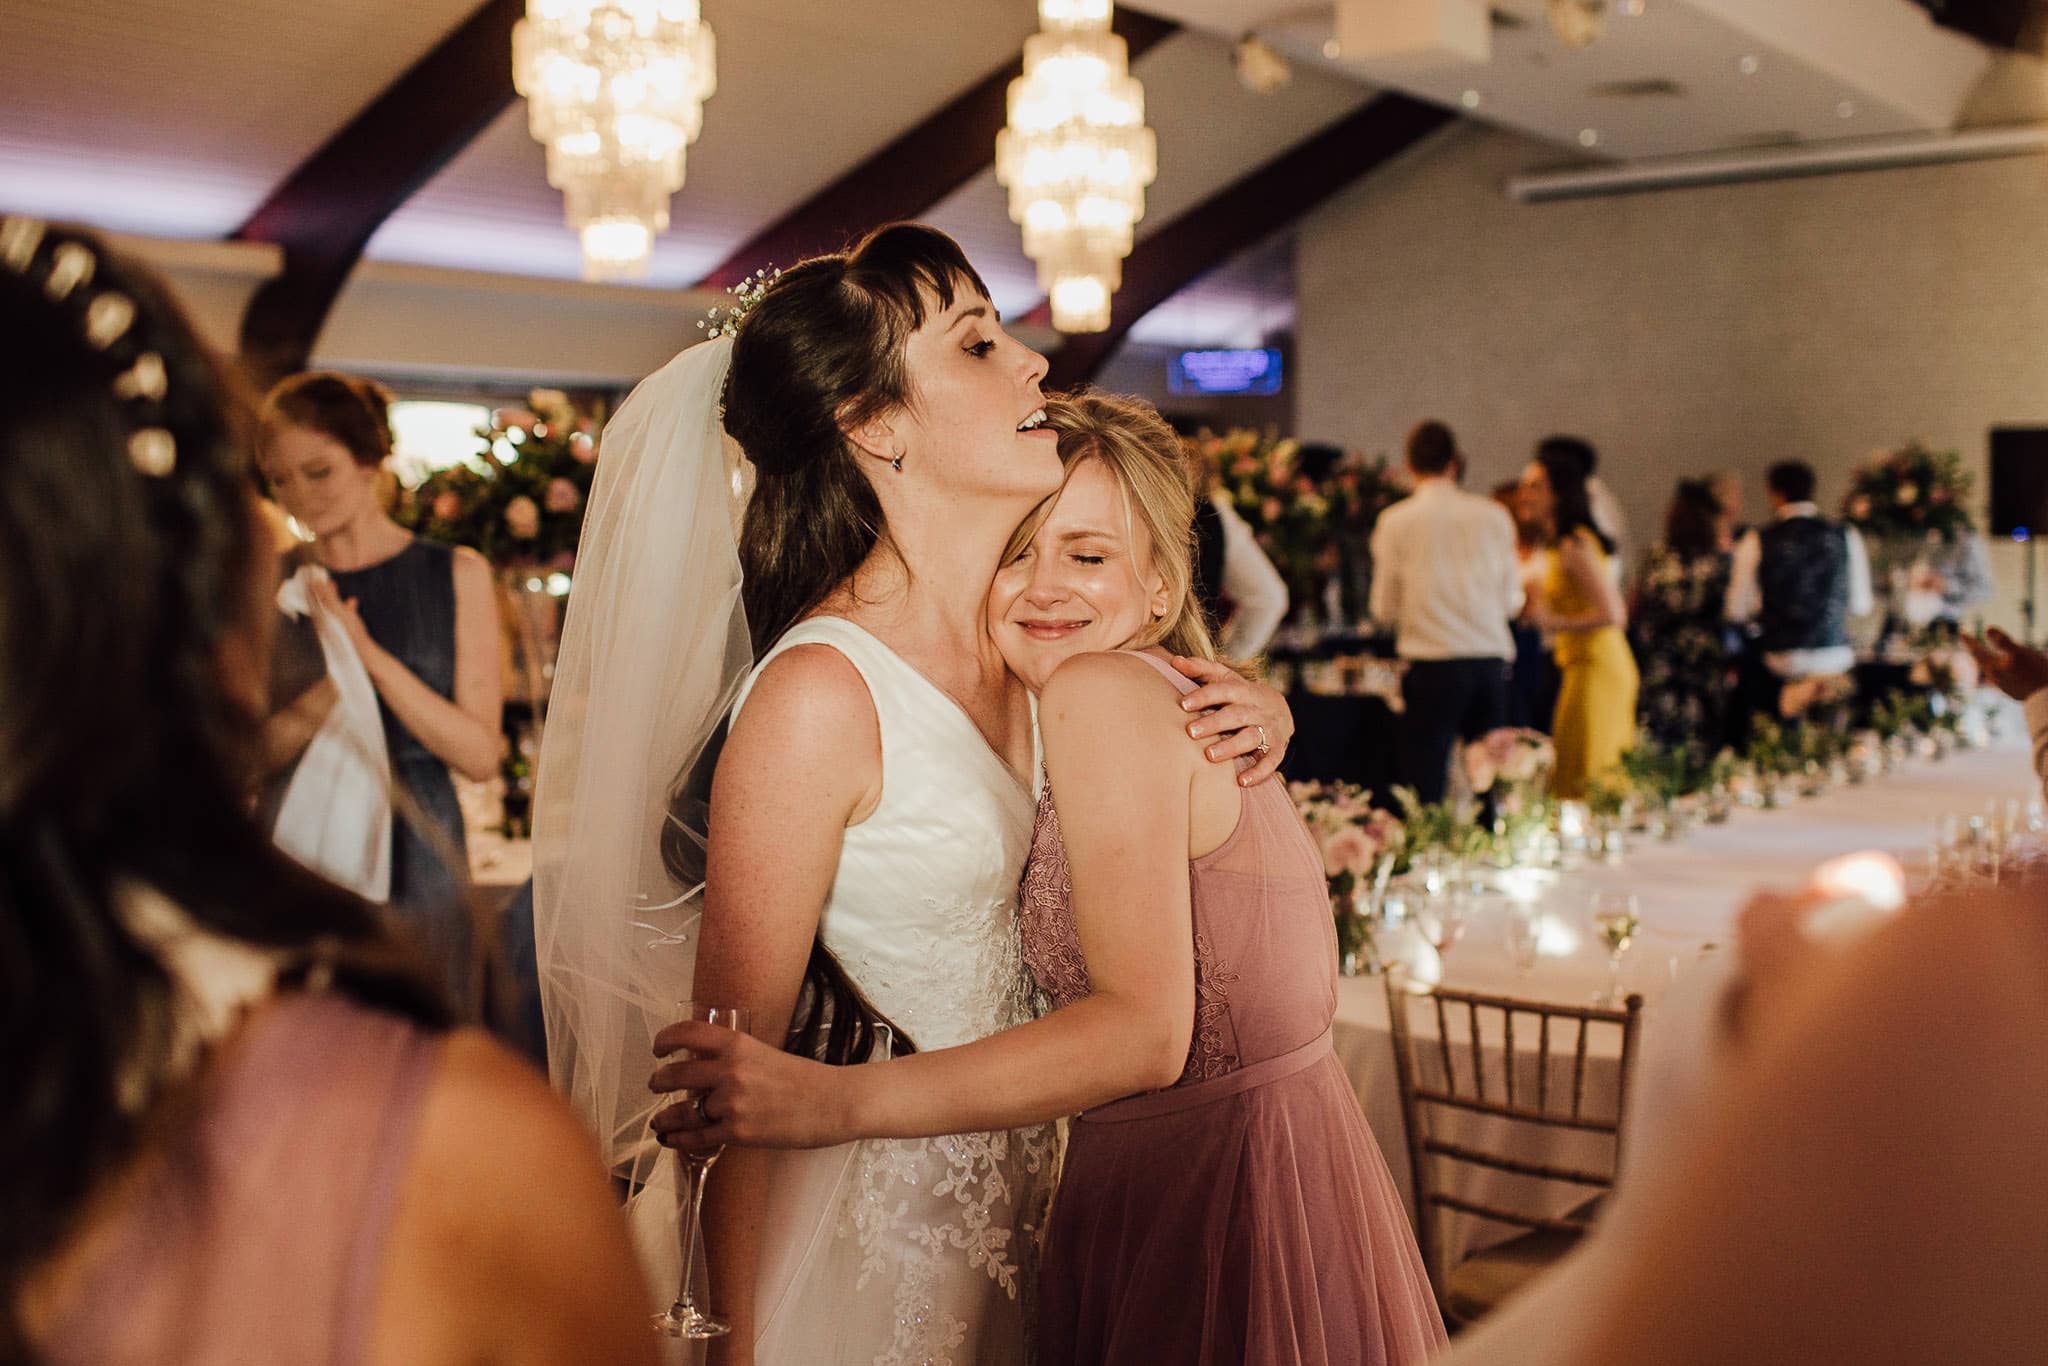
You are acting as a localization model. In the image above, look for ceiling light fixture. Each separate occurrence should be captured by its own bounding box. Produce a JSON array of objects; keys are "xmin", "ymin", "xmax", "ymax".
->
[
  {"xmin": 996, "ymin": 0, "xmax": 1158, "ymax": 333},
  {"xmin": 1234, "ymin": 33, "xmax": 1294, "ymax": 94},
  {"xmin": 512, "ymin": 0, "xmax": 716, "ymax": 282},
  {"xmin": 1548, "ymin": 0, "xmax": 1605, "ymax": 50}
]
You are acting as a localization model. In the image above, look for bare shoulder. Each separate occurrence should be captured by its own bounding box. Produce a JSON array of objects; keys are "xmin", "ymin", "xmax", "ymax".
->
[
  {"xmin": 407, "ymin": 1032, "xmax": 630, "ymax": 1249},
  {"xmin": 373, "ymin": 1030, "xmax": 656, "ymax": 1365},
  {"xmin": 1039, "ymin": 652, "xmax": 1189, "ymax": 751},
  {"xmin": 731, "ymin": 641, "xmax": 878, "ymax": 753},
  {"xmin": 448, "ymin": 544, "xmax": 495, "ymax": 594}
]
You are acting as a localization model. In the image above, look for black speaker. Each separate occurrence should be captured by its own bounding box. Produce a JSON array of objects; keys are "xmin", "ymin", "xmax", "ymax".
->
[{"xmin": 1989, "ymin": 427, "xmax": 2048, "ymax": 537}]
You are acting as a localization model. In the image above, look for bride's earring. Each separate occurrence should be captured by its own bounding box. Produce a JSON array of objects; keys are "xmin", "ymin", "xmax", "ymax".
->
[{"xmin": 891, "ymin": 443, "xmax": 905, "ymax": 473}]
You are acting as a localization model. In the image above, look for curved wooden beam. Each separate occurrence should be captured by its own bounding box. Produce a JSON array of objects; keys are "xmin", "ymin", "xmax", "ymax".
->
[
  {"xmin": 696, "ymin": 9, "xmax": 1178, "ymax": 289},
  {"xmin": 1043, "ymin": 92, "xmax": 1455, "ymax": 391},
  {"xmin": 234, "ymin": 0, "xmax": 525, "ymax": 383}
]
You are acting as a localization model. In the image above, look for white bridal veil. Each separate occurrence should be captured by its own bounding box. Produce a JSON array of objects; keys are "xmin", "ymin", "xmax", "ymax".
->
[{"xmin": 531, "ymin": 335, "xmax": 752, "ymax": 1208}]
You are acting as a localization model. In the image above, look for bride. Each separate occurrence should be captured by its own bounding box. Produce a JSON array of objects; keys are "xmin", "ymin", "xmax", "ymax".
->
[{"xmin": 533, "ymin": 223, "xmax": 1291, "ymax": 1365}]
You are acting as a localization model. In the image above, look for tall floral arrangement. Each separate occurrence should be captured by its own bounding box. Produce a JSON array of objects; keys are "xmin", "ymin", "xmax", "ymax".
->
[
  {"xmin": 1292, "ymin": 780, "xmax": 1404, "ymax": 968},
  {"xmin": 1843, "ymin": 440, "xmax": 1974, "ymax": 542},
  {"xmin": 1291, "ymin": 780, "xmax": 1404, "ymax": 901},
  {"xmin": 398, "ymin": 388, "xmax": 605, "ymax": 569},
  {"xmin": 1200, "ymin": 428, "xmax": 1404, "ymax": 612}
]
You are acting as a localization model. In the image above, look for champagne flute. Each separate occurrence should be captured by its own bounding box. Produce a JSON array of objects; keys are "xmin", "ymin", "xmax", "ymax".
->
[
  {"xmin": 654, "ymin": 1001, "xmax": 753, "ymax": 1341},
  {"xmin": 1588, "ymin": 892, "xmax": 1640, "ymax": 1007}
]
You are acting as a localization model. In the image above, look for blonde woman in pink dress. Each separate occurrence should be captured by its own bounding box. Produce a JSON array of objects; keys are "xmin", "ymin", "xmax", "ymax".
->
[{"xmin": 655, "ymin": 391, "xmax": 1444, "ymax": 1365}]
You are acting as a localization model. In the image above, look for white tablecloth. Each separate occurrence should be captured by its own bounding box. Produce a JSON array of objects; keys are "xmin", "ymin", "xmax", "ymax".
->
[{"xmin": 1335, "ymin": 719, "xmax": 2034, "ymax": 1258}]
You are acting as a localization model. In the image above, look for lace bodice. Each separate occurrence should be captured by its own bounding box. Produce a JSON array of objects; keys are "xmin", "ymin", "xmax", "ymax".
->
[
  {"xmin": 729, "ymin": 616, "xmax": 1054, "ymax": 1365},
  {"xmin": 1017, "ymin": 651, "xmax": 1340, "ymax": 1094}
]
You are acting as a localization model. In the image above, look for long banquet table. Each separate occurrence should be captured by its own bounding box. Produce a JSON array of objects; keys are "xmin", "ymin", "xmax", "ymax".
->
[{"xmin": 1332, "ymin": 714, "xmax": 2034, "ymax": 1258}]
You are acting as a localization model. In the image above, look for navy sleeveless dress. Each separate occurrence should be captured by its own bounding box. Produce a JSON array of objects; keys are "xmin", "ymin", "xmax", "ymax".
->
[{"xmin": 328, "ymin": 538, "xmax": 473, "ymax": 1004}]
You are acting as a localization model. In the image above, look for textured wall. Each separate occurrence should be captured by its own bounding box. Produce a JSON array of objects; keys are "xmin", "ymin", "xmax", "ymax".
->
[{"xmin": 1297, "ymin": 123, "xmax": 2048, "ymax": 631}]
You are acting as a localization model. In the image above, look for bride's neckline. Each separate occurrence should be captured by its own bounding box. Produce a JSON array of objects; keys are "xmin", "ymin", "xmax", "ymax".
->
[{"xmin": 808, "ymin": 615, "xmax": 1033, "ymax": 799}]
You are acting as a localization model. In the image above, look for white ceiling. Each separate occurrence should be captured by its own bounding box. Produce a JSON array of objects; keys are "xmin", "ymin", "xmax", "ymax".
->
[
  {"xmin": 1137, "ymin": 0, "xmax": 2021, "ymax": 161},
  {"xmin": 0, "ymin": 0, "xmax": 480, "ymax": 235},
  {"xmin": 0, "ymin": 0, "xmax": 2030, "ymax": 356}
]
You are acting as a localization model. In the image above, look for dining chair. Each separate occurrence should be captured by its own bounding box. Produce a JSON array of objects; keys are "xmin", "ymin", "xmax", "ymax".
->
[{"xmin": 1384, "ymin": 978, "xmax": 1645, "ymax": 1330}]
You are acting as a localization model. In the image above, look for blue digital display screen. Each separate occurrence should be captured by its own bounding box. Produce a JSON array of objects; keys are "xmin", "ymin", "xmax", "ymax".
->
[{"xmin": 1169, "ymin": 348, "xmax": 1283, "ymax": 396}]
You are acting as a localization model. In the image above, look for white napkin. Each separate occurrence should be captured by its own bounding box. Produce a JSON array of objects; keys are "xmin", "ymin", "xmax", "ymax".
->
[{"xmin": 271, "ymin": 565, "xmax": 392, "ymax": 903}]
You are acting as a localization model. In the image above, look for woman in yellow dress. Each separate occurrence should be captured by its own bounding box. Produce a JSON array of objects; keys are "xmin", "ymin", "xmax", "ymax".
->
[{"xmin": 1519, "ymin": 448, "xmax": 1637, "ymax": 798}]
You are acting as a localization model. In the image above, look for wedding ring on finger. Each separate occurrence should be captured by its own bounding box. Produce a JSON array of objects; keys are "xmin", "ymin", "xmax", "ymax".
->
[
  {"xmin": 694, "ymin": 1093, "xmax": 712, "ymax": 1125},
  {"xmin": 1254, "ymin": 725, "xmax": 1271, "ymax": 757}
]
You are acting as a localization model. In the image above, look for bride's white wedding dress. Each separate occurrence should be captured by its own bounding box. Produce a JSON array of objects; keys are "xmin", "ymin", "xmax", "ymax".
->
[{"xmin": 737, "ymin": 616, "xmax": 1056, "ymax": 1366}]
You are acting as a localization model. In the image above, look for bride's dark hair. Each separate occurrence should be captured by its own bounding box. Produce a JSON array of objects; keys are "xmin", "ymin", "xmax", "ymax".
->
[
  {"xmin": 0, "ymin": 223, "xmax": 446, "ymax": 1361},
  {"xmin": 690, "ymin": 223, "xmax": 990, "ymax": 1066},
  {"xmin": 723, "ymin": 222, "xmax": 990, "ymax": 653}
]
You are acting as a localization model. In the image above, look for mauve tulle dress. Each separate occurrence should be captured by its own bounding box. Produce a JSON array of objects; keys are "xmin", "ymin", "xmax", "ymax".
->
[{"xmin": 1020, "ymin": 651, "xmax": 1447, "ymax": 1366}]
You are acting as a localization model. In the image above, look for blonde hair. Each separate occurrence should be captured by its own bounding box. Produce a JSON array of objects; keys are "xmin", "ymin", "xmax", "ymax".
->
[{"xmin": 1002, "ymin": 388, "xmax": 1226, "ymax": 665}]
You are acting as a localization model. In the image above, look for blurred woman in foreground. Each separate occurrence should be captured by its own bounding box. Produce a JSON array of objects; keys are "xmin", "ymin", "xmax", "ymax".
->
[{"xmin": 0, "ymin": 219, "xmax": 653, "ymax": 1365}]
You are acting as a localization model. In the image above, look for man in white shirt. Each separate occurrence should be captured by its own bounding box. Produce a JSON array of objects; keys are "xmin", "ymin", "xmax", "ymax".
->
[
  {"xmin": 1370, "ymin": 420, "xmax": 1525, "ymax": 802},
  {"xmin": 1725, "ymin": 460, "xmax": 1872, "ymax": 726}
]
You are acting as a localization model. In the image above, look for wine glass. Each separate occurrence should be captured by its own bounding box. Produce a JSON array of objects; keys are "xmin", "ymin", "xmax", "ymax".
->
[
  {"xmin": 653, "ymin": 1001, "xmax": 753, "ymax": 1341},
  {"xmin": 1588, "ymin": 892, "xmax": 1640, "ymax": 1007},
  {"xmin": 1416, "ymin": 893, "xmax": 1468, "ymax": 958},
  {"xmin": 1504, "ymin": 904, "xmax": 1542, "ymax": 976}
]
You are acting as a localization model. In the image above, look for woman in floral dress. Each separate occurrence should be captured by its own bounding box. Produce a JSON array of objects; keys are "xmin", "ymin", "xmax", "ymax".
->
[{"xmin": 1632, "ymin": 479, "xmax": 1734, "ymax": 759}]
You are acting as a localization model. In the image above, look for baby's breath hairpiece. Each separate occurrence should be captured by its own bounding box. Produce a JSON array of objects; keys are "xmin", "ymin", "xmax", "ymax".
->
[
  {"xmin": 2, "ymin": 215, "xmax": 177, "ymax": 477},
  {"xmin": 699, "ymin": 267, "xmax": 780, "ymax": 341}
]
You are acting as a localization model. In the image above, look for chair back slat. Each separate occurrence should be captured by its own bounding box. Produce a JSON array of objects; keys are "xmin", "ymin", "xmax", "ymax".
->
[
  {"xmin": 1383, "ymin": 978, "xmax": 1645, "ymax": 1301},
  {"xmin": 1430, "ymin": 1192, "xmax": 1596, "ymax": 1238},
  {"xmin": 1571, "ymin": 1016, "xmax": 1590, "ymax": 1119},
  {"xmin": 1433, "ymin": 992, "xmax": 1456, "ymax": 1089},
  {"xmin": 1422, "ymin": 1137, "xmax": 1612, "ymax": 1188},
  {"xmin": 1502, "ymin": 1010, "xmax": 1517, "ymax": 1107},
  {"xmin": 1467, "ymin": 999, "xmax": 1485, "ymax": 1101}
]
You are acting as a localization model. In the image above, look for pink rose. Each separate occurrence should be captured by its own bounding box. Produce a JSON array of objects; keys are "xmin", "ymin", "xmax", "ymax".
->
[
  {"xmin": 505, "ymin": 496, "xmax": 540, "ymax": 539},
  {"xmin": 1931, "ymin": 485, "xmax": 1953, "ymax": 505},
  {"xmin": 495, "ymin": 408, "xmax": 539, "ymax": 434},
  {"xmin": 1261, "ymin": 498, "xmax": 1283, "ymax": 522},
  {"xmin": 570, "ymin": 431, "xmax": 598, "ymax": 464},
  {"xmin": 1322, "ymin": 826, "xmax": 1373, "ymax": 881},
  {"xmin": 432, "ymin": 491, "xmax": 463, "ymax": 522},
  {"xmin": 1849, "ymin": 495, "xmax": 1872, "ymax": 520},
  {"xmin": 1463, "ymin": 744, "xmax": 1499, "ymax": 795},
  {"xmin": 545, "ymin": 477, "xmax": 581, "ymax": 513}
]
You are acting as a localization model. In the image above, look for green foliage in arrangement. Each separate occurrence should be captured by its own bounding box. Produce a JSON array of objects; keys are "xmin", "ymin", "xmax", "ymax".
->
[
  {"xmin": 1842, "ymin": 440, "xmax": 1974, "ymax": 542},
  {"xmin": 397, "ymin": 389, "xmax": 606, "ymax": 569}
]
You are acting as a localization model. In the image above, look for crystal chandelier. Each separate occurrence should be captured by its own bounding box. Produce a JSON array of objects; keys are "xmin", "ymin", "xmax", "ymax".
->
[
  {"xmin": 513, "ymin": 1, "xmax": 716, "ymax": 281},
  {"xmin": 995, "ymin": 0, "xmax": 1158, "ymax": 333}
]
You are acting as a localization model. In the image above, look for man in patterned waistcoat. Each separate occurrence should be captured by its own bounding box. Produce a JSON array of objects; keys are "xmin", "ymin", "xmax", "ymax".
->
[{"xmin": 1724, "ymin": 460, "xmax": 1873, "ymax": 730}]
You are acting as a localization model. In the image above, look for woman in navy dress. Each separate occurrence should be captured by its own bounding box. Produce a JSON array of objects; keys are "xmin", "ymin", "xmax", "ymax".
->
[{"xmin": 258, "ymin": 373, "xmax": 503, "ymax": 1006}]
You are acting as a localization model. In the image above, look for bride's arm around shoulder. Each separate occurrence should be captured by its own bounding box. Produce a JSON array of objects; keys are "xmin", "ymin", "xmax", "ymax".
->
[{"xmin": 366, "ymin": 1031, "xmax": 660, "ymax": 1366}]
